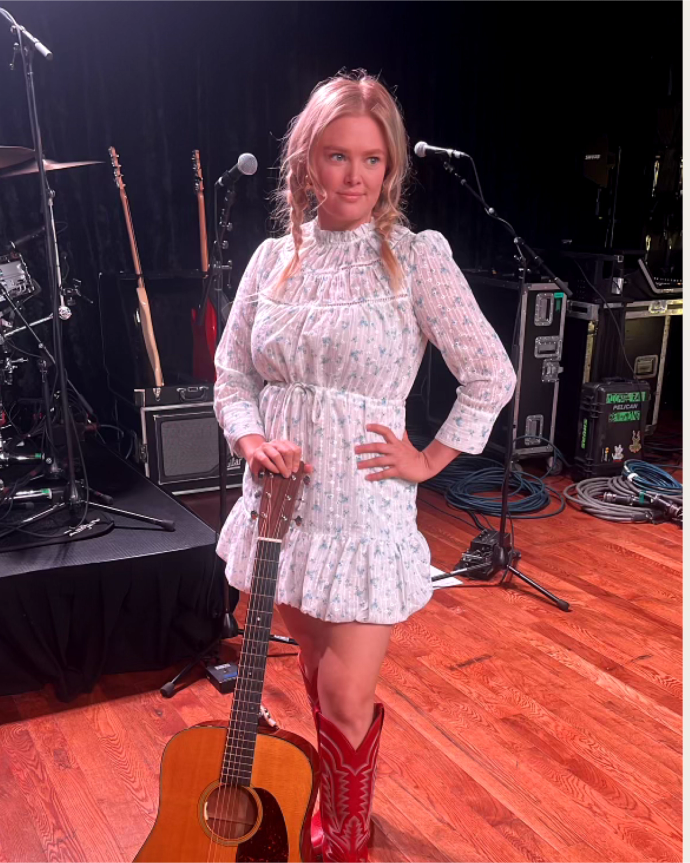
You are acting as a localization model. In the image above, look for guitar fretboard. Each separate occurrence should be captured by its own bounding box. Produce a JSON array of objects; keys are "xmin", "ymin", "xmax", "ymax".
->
[{"xmin": 221, "ymin": 537, "xmax": 281, "ymax": 786}]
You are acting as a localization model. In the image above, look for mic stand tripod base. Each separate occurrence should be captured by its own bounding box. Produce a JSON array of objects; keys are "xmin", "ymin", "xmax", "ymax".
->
[
  {"xmin": 0, "ymin": 484, "xmax": 175, "ymax": 542},
  {"xmin": 448, "ymin": 536, "xmax": 570, "ymax": 611}
]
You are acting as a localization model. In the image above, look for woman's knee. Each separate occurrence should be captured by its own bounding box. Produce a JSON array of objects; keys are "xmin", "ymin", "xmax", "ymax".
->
[
  {"xmin": 277, "ymin": 604, "xmax": 327, "ymax": 671},
  {"xmin": 318, "ymin": 671, "xmax": 376, "ymax": 723}
]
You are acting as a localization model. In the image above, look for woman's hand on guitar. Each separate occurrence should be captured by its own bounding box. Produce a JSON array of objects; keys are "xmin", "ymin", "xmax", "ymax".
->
[{"xmin": 247, "ymin": 438, "xmax": 314, "ymax": 479}]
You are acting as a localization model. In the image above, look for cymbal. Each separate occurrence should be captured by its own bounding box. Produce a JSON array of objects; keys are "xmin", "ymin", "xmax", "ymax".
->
[
  {"xmin": 0, "ymin": 146, "xmax": 36, "ymax": 169},
  {"xmin": 0, "ymin": 157, "xmax": 102, "ymax": 178}
]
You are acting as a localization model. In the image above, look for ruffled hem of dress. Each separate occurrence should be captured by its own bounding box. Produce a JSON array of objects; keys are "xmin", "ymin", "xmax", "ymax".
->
[{"xmin": 217, "ymin": 503, "xmax": 433, "ymax": 625}]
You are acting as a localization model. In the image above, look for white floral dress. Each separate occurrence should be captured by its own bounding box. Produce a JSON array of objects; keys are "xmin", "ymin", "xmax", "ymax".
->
[{"xmin": 214, "ymin": 219, "xmax": 516, "ymax": 624}]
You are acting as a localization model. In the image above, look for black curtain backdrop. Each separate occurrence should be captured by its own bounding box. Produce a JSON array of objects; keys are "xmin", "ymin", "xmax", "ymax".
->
[{"xmin": 0, "ymin": 1, "xmax": 682, "ymax": 418}]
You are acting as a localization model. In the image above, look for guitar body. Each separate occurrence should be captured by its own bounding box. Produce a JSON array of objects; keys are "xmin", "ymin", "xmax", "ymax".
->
[
  {"xmin": 191, "ymin": 300, "xmax": 218, "ymax": 382},
  {"xmin": 135, "ymin": 724, "xmax": 319, "ymax": 863}
]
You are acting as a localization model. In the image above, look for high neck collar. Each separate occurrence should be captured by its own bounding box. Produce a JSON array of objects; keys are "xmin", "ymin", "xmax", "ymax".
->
[{"xmin": 309, "ymin": 219, "xmax": 376, "ymax": 245}]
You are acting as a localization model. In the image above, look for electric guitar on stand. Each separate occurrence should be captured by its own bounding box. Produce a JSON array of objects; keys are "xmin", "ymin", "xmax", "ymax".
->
[
  {"xmin": 134, "ymin": 465, "xmax": 318, "ymax": 863},
  {"xmin": 108, "ymin": 146, "xmax": 164, "ymax": 387},
  {"xmin": 190, "ymin": 149, "xmax": 218, "ymax": 382}
]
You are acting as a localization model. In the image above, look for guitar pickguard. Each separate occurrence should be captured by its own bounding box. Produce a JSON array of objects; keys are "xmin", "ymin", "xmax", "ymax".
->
[{"xmin": 235, "ymin": 787, "xmax": 289, "ymax": 863}]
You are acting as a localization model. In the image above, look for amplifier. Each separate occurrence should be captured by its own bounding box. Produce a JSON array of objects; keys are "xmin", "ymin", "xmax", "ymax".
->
[
  {"xmin": 423, "ymin": 276, "xmax": 567, "ymax": 460},
  {"xmin": 113, "ymin": 388, "xmax": 244, "ymax": 495}
]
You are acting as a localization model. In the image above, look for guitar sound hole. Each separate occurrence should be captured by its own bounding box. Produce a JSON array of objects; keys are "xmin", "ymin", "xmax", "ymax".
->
[{"xmin": 204, "ymin": 785, "xmax": 259, "ymax": 841}]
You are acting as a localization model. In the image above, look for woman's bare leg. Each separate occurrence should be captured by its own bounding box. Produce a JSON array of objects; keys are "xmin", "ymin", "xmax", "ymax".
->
[{"xmin": 277, "ymin": 604, "xmax": 392, "ymax": 748}]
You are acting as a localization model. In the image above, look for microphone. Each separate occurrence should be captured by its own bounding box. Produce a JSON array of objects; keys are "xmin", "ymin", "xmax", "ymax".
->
[
  {"xmin": 414, "ymin": 141, "xmax": 470, "ymax": 160},
  {"xmin": 0, "ymin": 451, "xmax": 45, "ymax": 466},
  {"xmin": 6, "ymin": 225, "xmax": 46, "ymax": 250},
  {"xmin": 216, "ymin": 153, "xmax": 258, "ymax": 187}
]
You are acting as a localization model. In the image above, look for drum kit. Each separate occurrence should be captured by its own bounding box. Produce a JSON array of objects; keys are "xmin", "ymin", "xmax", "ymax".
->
[{"xmin": 0, "ymin": 144, "xmax": 100, "ymax": 484}]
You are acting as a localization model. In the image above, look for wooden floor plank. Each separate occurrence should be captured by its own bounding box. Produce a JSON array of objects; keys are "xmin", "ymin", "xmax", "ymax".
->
[{"xmin": 0, "ymin": 470, "xmax": 682, "ymax": 862}]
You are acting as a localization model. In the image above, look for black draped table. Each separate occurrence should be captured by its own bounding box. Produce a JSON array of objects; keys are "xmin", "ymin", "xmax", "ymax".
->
[{"xmin": 0, "ymin": 443, "xmax": 227, "ymax": 701}]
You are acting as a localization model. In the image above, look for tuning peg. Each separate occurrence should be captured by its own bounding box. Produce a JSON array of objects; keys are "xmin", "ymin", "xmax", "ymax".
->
[
  {"xmin": 303, "ymin": 475, "xmax": 311, "ymax": 486},
  {"xmin": 293, "ymin": 516, "xmax": 303, "ymax": 526}
]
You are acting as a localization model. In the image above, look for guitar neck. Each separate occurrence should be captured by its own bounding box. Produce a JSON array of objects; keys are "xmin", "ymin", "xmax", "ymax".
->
[
  {"xmin": 221, "ymin": 537, "xmax": 281, "ymax": 786},
  {"xmin": 197, "ymin": 191, "xmax": 209, "ymax": 274},
  {"xmin": 110, "ymin": 149, "xmax": 164, "ymax": 388}
]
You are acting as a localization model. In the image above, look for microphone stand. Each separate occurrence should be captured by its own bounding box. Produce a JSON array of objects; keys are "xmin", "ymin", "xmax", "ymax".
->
[
  {"xmin": 212, "ymin": 183, "xmax": 236, "ymax": 531},
  {"xmin": 432, "ymin": 159, "xmax": 571, "ymax": 611},
  {"xmin": 0, "ymin": 9, "xmax": 174, "ymax": 539}
]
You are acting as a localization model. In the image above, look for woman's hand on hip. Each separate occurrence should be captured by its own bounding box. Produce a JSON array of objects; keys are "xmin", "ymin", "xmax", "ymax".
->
[{"xmin": 354, "ymin": 424, "xmax": 434, "ymax": 484}]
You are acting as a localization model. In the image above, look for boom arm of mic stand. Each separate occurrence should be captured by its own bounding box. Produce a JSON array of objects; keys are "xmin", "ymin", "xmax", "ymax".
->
[{"xmin": 442, "ymin": 163, "xmax": 571, "ymax": 296}]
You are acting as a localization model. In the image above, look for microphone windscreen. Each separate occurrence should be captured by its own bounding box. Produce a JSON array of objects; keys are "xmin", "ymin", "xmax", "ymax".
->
[
  {"xmin": 238, "ymin": 153, "xmax": 258, "ymax": 175},
  {"xmin": 413, "ymin": 141, "xmax": 427, "ymax": 158}
]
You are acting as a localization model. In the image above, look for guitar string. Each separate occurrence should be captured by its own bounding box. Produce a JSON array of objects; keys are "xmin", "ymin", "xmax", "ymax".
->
[
  {"xmin": 223, "ymin": 475, "xmax": 291, "ymax": 858},
  {"xmin": 208, "ymin": 505, "xmax": 274, "ymax": 863},
  {"xmin": 210, "ymin": 497, "xmax": 275, "ymax": 863},
  {"xmin": 208, "ymin": 493, "xmax": 276, "ymax": 863},
  {"xmin": 211, "ymin": 471, "xmax": 296, "ymax": 862}
]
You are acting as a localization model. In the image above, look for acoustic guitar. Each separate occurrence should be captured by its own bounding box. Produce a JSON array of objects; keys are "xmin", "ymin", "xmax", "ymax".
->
[
  {"xmin": 108, "ymin": 146, "xmax": 164, "ymax": 388},
  {"xmin": 190, "ymin": 149, "xmax": 219, "ymax": 382},
  {"xmin": 134, "ymin": 465, "xmax": 318, "ymax": 863}
]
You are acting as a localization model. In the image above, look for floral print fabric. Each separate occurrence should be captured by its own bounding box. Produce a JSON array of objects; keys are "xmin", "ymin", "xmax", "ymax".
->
[{"xmin": 214, "ymin": 219, "xmax": 516, "ymax": 623}]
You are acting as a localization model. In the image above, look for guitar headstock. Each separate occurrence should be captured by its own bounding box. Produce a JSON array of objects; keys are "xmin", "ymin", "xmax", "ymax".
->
[
  {"xmin": 252, "ymin": 463, "xmax": 310, "ymax": 541},
  {"xmin": 192, "ymin": 149, "xmax": 204, "ymax": 194},
  {"xmin": 108, "ymin": 146, "xmax": 124, "ymax": 190}
]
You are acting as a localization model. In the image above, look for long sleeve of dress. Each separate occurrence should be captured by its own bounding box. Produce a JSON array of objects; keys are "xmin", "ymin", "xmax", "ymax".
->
[
  {"xmin": 411, "ymin": 230, "xmax": 517, "ymax": 454},
  {"xmin": 214, "ymin": 239, "xmax": 273, "ymax": 458}
]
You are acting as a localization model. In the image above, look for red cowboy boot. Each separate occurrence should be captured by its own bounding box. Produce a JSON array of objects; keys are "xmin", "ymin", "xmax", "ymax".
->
[
  {"xmin": 315, "ymin": 703, "xmax": 384, "ymax": 862},
  {"xmin": 298, "ymin": 652, "xmax": 325, "ymax": 857}
]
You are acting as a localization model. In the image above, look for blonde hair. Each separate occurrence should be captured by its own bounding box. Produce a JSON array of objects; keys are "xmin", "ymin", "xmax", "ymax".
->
[{"xmin": 271, "ymin": 69, "xmax": 411, "ymax": 295}]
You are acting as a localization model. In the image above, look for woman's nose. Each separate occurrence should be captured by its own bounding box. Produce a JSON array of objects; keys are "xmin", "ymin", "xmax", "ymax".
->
[{"xmin": 344, "ymin": 162, "xmax": 363, "ymax": 185}]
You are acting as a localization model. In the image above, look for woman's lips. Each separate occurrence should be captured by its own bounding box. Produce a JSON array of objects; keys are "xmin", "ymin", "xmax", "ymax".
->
[{"xmin": 339, "ymin": 192, "xmax": 364, "ymax": 201}]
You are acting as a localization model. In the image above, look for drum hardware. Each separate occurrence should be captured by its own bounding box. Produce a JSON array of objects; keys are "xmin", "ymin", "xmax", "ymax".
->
[
  {"xmin": 0, "ymin": 313, "xmax": 53, "ymax": 341},
  {"xmin": 0, "ymin": 8, "xmax": 171, "ymax": 542},
  {"xmin": 0, "ymin": 249, "xmax": 37, "ymax": 307}
]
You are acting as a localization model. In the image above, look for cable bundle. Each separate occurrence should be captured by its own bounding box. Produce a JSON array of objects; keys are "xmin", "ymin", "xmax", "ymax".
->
[
  {"xmin": 408, "ymin": 431, "xmax": 566, "ymax": 520},
  {"xmin": 564, "ymin": 460, "xmax": 682, "ymax": 525},
  {"xmin": 622, "ymin": 459, "xmax": 683, "ymax": 499}
]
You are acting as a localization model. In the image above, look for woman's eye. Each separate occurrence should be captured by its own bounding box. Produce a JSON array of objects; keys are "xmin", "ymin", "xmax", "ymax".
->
[
  {"xmin": 368, "ymin": 157, "xmax": 380, "ymax": 165},
  {"xmin": 330, "ymin": 153, "xmax": 345, "ymax": 162}
]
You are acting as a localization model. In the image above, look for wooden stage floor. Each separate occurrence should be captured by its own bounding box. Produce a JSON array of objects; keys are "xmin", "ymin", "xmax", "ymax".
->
[{"xmin": 0, "ymin": 473, "xmax": 682, "ymax": 862}]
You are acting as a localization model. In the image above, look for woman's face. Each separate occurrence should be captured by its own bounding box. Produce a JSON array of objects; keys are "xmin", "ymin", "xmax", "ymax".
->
[{"xmin": 311, "ymin": 114, "xmax": 388, "ymax": 232}]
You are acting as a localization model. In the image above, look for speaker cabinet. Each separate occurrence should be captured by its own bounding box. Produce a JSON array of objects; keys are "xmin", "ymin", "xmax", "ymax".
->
[{"xmin": 114, "ymin": 394, "xmax": 244, "ymax": 495}]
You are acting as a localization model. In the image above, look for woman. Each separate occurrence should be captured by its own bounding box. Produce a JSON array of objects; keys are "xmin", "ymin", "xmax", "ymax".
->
[{"xmin": 214, "ymin": 70, "xmax": 516, "ymax": 862}]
